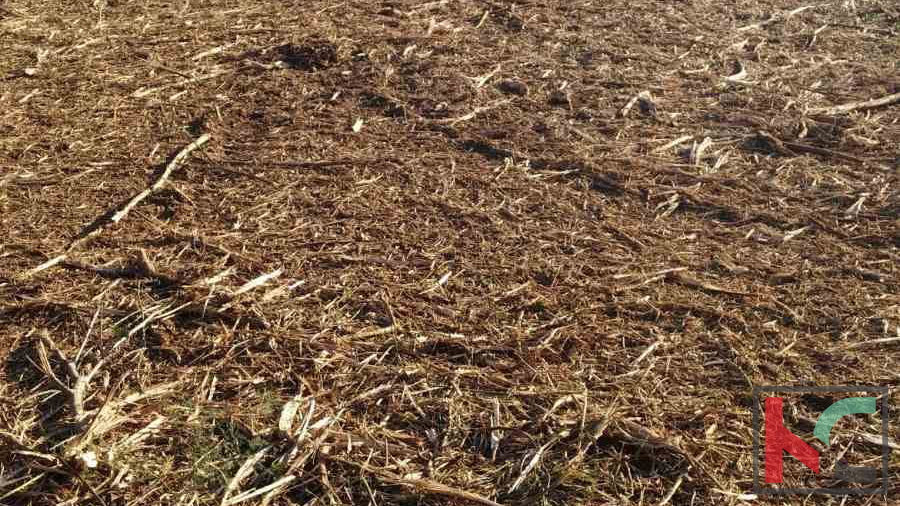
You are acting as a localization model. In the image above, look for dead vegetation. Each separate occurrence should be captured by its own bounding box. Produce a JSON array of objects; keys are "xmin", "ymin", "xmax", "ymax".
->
[{"xmin": 1, "ymin": 0, "xmax": 899, "ymax": 505}]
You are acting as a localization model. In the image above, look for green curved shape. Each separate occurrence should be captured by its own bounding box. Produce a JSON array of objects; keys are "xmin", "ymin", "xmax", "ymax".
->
[{"xmin": 814, "ymin": 397, "xmax": 876, "ymax": 445}]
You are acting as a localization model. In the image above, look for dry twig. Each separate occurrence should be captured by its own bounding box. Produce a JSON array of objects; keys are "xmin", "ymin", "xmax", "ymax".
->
[{"xmin": 808, "ymin": 91, "xmax": 900, "ymax": 115}]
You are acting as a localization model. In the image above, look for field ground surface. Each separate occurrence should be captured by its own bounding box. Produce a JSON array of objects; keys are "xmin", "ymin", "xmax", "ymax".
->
[{"xmin": 2, "ymin": 0, "xmax": 899, "ymax": 505}]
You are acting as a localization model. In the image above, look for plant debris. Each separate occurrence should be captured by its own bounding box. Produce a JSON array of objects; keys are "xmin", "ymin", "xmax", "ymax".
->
[{"xmin": 1, "ymin": 0, "xmax": 899, "ymax": 505}]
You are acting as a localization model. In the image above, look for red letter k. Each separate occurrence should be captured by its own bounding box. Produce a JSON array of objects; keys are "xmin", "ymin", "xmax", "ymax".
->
[{"xmin": 765, "ymin": 397, "xmax": 820, "ymax": 483}]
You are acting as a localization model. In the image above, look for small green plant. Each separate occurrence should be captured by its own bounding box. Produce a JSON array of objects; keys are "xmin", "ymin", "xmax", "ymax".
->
[
  {"xmin": 111, "ymin": 324, "xmax": 129, "ymax": 340},
  {"xmin": 255, "ymin": 388, "xmax": 283, "ymax": 419},
  {"xmin": 188, "ymin": 417, "xmax": 268, "ymax": 492},
  {"xmin": 860, "ymin": 12, "xmax": 883, "ymax": 23}
]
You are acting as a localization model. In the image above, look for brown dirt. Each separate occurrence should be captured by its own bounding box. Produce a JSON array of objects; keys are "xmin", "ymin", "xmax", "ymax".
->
[{"xmin": 1, "ymin": 1, "xmax": 899, "ymax": 505}]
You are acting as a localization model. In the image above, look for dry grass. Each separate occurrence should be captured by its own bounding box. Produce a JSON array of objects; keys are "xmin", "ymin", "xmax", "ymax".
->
[{"xmin": 1, "ymin": 0, "xmax": 899, "ymax": 505}]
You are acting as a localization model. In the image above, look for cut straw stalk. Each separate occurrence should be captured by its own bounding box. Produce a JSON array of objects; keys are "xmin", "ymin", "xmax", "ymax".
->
[
  {"xmin": 28, "ymin": 134, "xmax": 211, "ymax": 275},
  {"xmin": 111, "ymin": 133, "xmax": 210, "ymax": 223},
  {"xmin": 809, "ymin": 91, "xmax": 900, "ymax": 116},
  {"xmin": 332, "ymin": 456, "xmax": 504, "ymax": 506},
  {"xmin": 132, "ymin": 69, "xmax": 231, "ymax": 98}
]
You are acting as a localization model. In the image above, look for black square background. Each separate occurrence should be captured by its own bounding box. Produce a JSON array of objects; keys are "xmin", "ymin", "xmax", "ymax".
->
[{"xmin": 751, "ymin": 385, "xmax": 889, "ymax": 496}]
